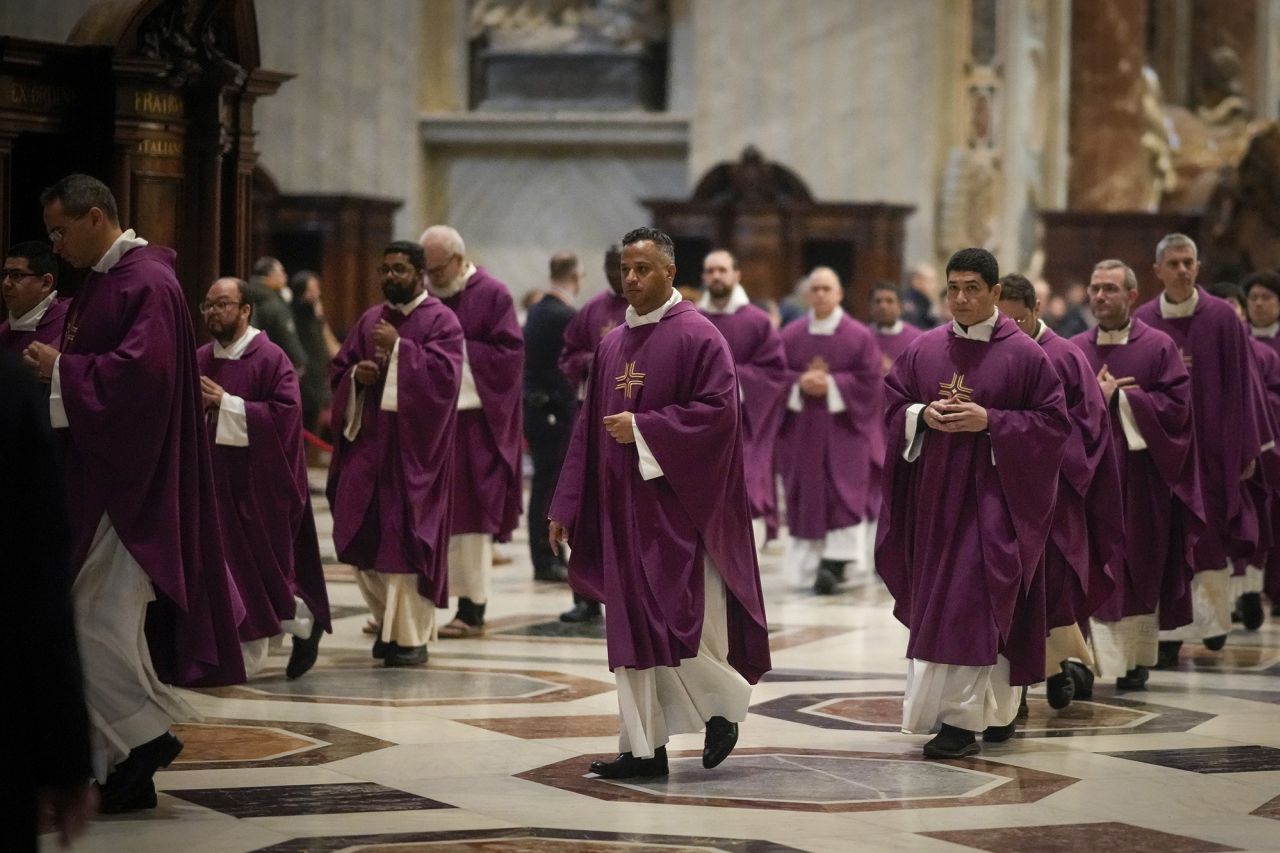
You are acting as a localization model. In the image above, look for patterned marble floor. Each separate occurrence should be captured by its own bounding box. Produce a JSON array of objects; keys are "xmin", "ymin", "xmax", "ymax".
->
[{"xmin": 54, "ymin": 474, "xmax": 1280, "ymax": 852}]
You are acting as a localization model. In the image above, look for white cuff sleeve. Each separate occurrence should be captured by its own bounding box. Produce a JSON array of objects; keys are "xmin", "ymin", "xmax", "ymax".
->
[
  {"xmin": 380, "ymin": 338, "xmax": 400, "ymax": 412},
  {"xmin": 457, "ymin": 343, "xmax": 482, "ymax": 410},
  {"xmin": 632, "ymin": 418, "xmax": 664, "ymax": 481},
  {"xmin": 49, "ymin": 355, "xmax": 68, "ymax": 429},
  {"xmin": 739, "ymin": 381, "xmax": 744, "ymax": 402},
  {"xmin": 215, "ymin": 393, "xmax": 249, "ymax": 446},
  {"xmin": 343, "ymin": 369, "xmax": 365, "ymax": 441},
  {"xmin": 787, "ymin": 383, "xmax": 803, "ymax": 412},
  {"xmin": 903, "ymin": 403, "xmax": 925, "ymax": 462},
  {"xmin": 1117, "ymin": 389, "xmax": 1148, "ymax": 451},
  {"xmin": 825, "ymin": 377, "xmax": 846, "ymax": 414}
]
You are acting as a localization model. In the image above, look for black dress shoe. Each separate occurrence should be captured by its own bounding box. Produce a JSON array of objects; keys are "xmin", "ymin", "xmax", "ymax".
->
[
  {"xmin": 286, "ymin": 624, "xmax": 323, "ymax": 679},
  {"xmin": 923, "ymin": 724, "xmax": 979, "ymax": 758},
  {"xmin": 1202, "ymin": 634, "xmax": 1226, "ymax": 651},
  {"xmin": 1239, "ymin": 593, "xmax": 1265, "ymax": 630},
  {"xmin": 1155, "ymin": 640, "xmax": 1182, "ymax": 669},
  {"xmin": 98, "ymin": 778, "xmax": 157, "ymax": 814},
  {"xmin": 1046, "ymin": 671, "xmax": 1075, "ymax": 710},
  {"xmin": 1063, "ymin": 660, "xmax": 1094, "ymax": 699},
  {"xmin": 813, "ymin": 565, "xmax": 838, "ymax": 596},
  {"xmin": 821, "ymin": 559, "xmax": 847, "ymax": 583},
  {"xmin": 589, "ymin": 747, "xmax": 668, "ymax": 779},
  {"xmin": 384, "ymin": 644, "xmax": 427, "ymax": 667},
  {"xmin": 534, "ymin": 563, "xmax": 569, "ymax": 582},
  {"xmin": 702, "ymin": 716, "xmax": 739, "ymax": 769},
  {"xmin": 98, "ymin": 732, "xmax": 183, "ymax": 813},
  {"xmin": 1115, "ymin": 665, "xmax": 1149, "ymax": 690},
  {"xmin": 372, "ymin": 638, "xmax": 391, "ymax": 660},
  {"xmin": 560, "ymin": 600, "xmax": 602, "ymax": 623},
  {"xmin": 1016, "ymin": 686, "xmax": 1029, "ymax": 718},
  {"xmin": 1272, "ymin": 602, "xmax": 1280, "ymax": 618},
  {"xmin": 983, "ymin": 717, "xmax": 1017, "ymax": 743}
]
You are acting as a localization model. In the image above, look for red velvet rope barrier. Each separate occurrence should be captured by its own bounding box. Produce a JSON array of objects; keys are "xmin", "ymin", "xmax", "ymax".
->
[{"xmin": 303, "ymin": 430, "xmax": 333, "ymax": 453}]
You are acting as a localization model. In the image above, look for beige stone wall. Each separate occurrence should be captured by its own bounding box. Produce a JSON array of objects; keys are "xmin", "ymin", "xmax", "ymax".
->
[{"xmin": 686, "ymin": 0, "xmax": 950, "ymax": 269}]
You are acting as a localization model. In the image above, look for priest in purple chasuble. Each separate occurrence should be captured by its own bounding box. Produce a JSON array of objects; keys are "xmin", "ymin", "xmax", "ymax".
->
[
  {"xmin": 1208, "ymin": 280, "xmax": 1280, "ymax": 631},
  {"xmin": 1244, "ymin": 270, "xmax": 1280, "ymax": 612},
  {"xmin": 1071, "ymin": 260, "xmax": 1202, "ymax": 691},
  {"xmin": 777, "ymin": 267, "xmax": 885, "ymax": 594},
  {"xmin": 24, "ymin": 174, "xmax": 245, "ymax": 811},
  {"xmin": 1133, "ymin": 234, "xmax": 1268, "ymax": 662},
  {"xmin": 197, "ymin": 277, "xmax": 332, "ymax": 680},
  {"xmin": 870, "ymin": 281, "xmax": 924, "ymax": 370},
  {"xmin": 559, "ymin": 243, "xmax": 629, "ymax": 399},
  {"xmin": 549, "ymin": 227, "xmax": 771, "ymax": 780},
  {"xmin": 327, "ymin": 241, "xmax": 463, "ymax": 668},
  {"xmin": 697, "ymin": 249, "xmax": 788, "ymax": 550},
  {"xmin": 877, "ymin": 248, "xmax": 1069, "ymax": 760},
  {"xmin": 998, "ymin": 274, "xmax": 1123, "ymax": 709},
  {"xmin": 1, "ymin": 240, "xmax": 69, "ymax": 357},
  {"xmin": 420, "ymin": 225, "xmax": 524, "ymax": 638}
]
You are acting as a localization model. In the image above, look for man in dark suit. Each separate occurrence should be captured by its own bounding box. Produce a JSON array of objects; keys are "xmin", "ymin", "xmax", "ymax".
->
[{"xmin": 524, "ymin": 252, "xmax": 581, "ymax": 583}]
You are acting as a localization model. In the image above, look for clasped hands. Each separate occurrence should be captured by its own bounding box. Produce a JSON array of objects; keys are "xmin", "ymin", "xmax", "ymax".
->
[
  {"xmin": 21, "ymin": 341, "xmax": 59, "ymax": 382},
  {"xmin": 798, "ymin": 355, "xmax": 830, "ymax": 396},
  {"xmin": 199, "ymin": 376, "xmax": 225, "ymax": 411},
  {"xmin": 922, "ymin": 394, "xmax": 988, "ymax": 432},
  {"xmin": 354, "ymin": 320, "xmax": 400, "ymax": 386},
  {"xmin": 1097, "ymin": 364, "xmax": 1135, "ymax": 404}
]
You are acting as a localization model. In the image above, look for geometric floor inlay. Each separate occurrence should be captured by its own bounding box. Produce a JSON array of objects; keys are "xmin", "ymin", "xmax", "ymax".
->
[
  {"xmin": 165, "ymin": 783, "xmax": 453, "ymax": 817},
  {"xmin": 751, "ymin": 691, "xmax": 1215, "ymax": 738},
  {"xmin": 197, "ymin": 664, "xmax": 612, "ymax": 707},
  {"xmin": 1253, "ymin": 793, "xmax": 1280, "ymax": 820},
  {"xmin": 922, "ymin": 822, "xmax": 1237, "ymax": 852},
  {"xmin": 1099, "ymin": 745, "xmax": 1280, "ymax": 774},
  {"xmin": 460, "ymin": 714, "xmax": 621, "ymax": 739},
  {"xmin": 517, "ymin": 747, "xmax": 1078, "ymax": 812},
  {"xmin": 247, "ymin": 827, "xmax": 806, "ymax": 852},
  {"xmin": 167, "ymin": 719, "xmax": 394, "ymax": 770},
  {"xmin": 485, "ymin": 615, "xmax": 856, "ymax": 652}
]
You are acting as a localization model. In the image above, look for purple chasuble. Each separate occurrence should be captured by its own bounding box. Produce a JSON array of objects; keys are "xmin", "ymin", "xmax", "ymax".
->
[
  {"xmin": 550, "ymin": 301, "xmax": 771, "ymax": 682},
  {"xmin": 440, "ymin": 267, "xmax": 524, "ymax": 540},
  {"xmin": 1071, "ymin": 319, "xmax": 1201, "ymax": 627},
  {"xmin": 1134, "ymin": 288, "xmax": 1267, "ymax": 570},
  {"xmin": 559, "ymin": 289, "xmax": 629, "ymax": 394},
  {"xmin": 1037, "ymin": 327, "xmax": 1123, "ymax": 629},
  {"xmin": 0, "ymin": 296, "xmax": 69, "ymax": 356},
  {"xmin": 777, "ymin": 313, "xmax": 886, "ymax": 539},
  {"xmin": 700, "ymin": 303, "xmax": 788, "ymax": 533},
  {"xmin": 1245, "ymin": 338, "xmax": 1280, "ymax": 595},
  {"xmin": 327, "ymin": 298, "xmax": 463, "ymax": 604},
  {"xmin": 57, "ymin": 244, "xmax": 245, "ymax": 687},
  {"xmin": 198, "ymin": 334, "xmax": 332, "ymax": 642},
  {"xmin": 875, "ymin": 322, "xmax": 924, "ymax": 368},
  {"xmin": 877, "ymin": 314, "xmax": 1070, "ymax": 686}
]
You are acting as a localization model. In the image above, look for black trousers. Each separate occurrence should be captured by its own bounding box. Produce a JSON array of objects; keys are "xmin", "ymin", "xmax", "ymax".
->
[{"xmin": 526, "ymin": 402, "xmax": 573, "ymax": 573}]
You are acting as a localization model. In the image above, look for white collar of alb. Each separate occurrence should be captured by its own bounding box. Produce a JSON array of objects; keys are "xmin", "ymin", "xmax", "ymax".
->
[
  {"xmin": 951, "ymin": 309, "xmax": 998, "ymax": 341},
  {"xmin": 626, "ymin": 288, "xmax": 682, "ymax": 328},
  {"xmin": 1251, "ymin": 321, "xmax": 1279, "ymax": 339},
  {"xmin": 699, "ymin": 283, "xmax": 750, "ymax": 315},
  {"xmin": 6, "ymin": 291, "xmax": 57, "ymax": 331},
  {"xmin": 1159, "ymin": 287, "xmax": 1199, "ymax": 318},
  {"xmin": 389, "ymin": 289, "xmax": 430, "ymax": 316},
  {"xmin": 93, "ymin": 229, "xmax": 149, "ymax": 273},
  {"xmin": 876, "ymin": 319, "xmax": 904, "ymax": 335},
  {"xmin": 1097, "ymin": 322, "xmax": 1132, "ymax": 345},
  {"xmin": 808, "ymin": 306, "xmax": 844, "ymax": 335},
  {"xmin": 213, "ymin": 325, "xmax": 261, "ymax": 360}
]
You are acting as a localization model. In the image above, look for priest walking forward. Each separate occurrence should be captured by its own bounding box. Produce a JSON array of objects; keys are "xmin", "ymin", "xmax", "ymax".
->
[
  {"xmin": 559, "ymin": 244, "xmax": 629, "ymax": 399},
  {"xmin": 1243, "ymin": 270, "xmax": 1280, "ymax": 619},
  {"xmin": 998, "ymin": 274, "xmax": 1123, "ymax": 709},
  {"xmin": 197, "ymin": 277, "xmax": 332, "ymax": 680},
  {"xmin": 697, "ymin": 249, "xmax": 788, "ymax": 550},
  {"xmin": 878, "ymin": 249, "xmax": 1069, "ymax": 759},
  {"xmin": 1, "ymin": 241, "xmax": 68, "ymax": 356},
  {"xmin": 870, "ymin": 282, "xmax": 923, "ymax": 369},
  {"xmin": 777, "ymin": 267, "xmax": 885, "ymax": 594},
  {"xmin": 549, "ymin": 227, "xmax": 771, "ymax": 780},
  {"xmin": 24, "ymin": 174, "xmax": 245, "ymax": 811},
  {"xmin": 1133, "ymin": 234, "xmax": 1268, "ymax": 662},
  {"xmin": 328, "ymin": 241, "xmax": 463, "ymax": 667},
  {"xmin": 420, "ymin": 225, "xmax": 524, "ymax": 636},
  {"xmin": 1072, "ymin": 260, "xmax": 1201, "ymax": 690}
]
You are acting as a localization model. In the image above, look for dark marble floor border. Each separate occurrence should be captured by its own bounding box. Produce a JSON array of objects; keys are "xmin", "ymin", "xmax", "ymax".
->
[
  {"xmin": 169, "ymin": 718, "xmax": 394, "ymax": 770},
  {"xmin": 249, "ymin": 826, "xmax": 806, "ymax": 852}
]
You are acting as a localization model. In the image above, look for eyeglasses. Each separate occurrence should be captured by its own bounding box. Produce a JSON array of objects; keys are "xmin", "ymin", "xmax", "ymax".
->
[
  {"xmin": 47, "ymin": 213, "xmax": 88, "ymax": 244},
  {"xmin": 378, "ymin": 263, "xmax": 417, "ymax": 277},
  {"xmin": 199, "ymin": 299, "xmax": 244, "ymax": 313},
  {"xmin": 0, "ymin": 269, "xmax": 39, "ymax": 283}
]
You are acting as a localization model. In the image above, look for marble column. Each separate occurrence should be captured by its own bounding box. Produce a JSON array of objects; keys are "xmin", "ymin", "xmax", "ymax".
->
[{"xmin": 1067, "ymin": 0, "xmax": 1149, "ymax": 211}]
